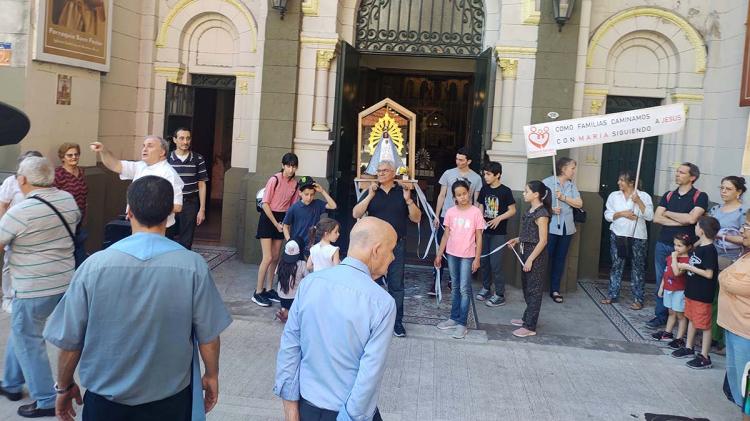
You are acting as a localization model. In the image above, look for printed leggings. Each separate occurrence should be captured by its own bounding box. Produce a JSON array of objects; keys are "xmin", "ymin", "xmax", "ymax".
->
[{"xmin": 521, "ymin": 242, "xmax": 547, "ymax": 331}]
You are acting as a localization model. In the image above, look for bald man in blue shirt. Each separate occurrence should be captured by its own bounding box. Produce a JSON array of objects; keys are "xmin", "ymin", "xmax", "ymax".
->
[{"xmin": 275, "ymin": 216, "xmax": 397, "ymax": 421}]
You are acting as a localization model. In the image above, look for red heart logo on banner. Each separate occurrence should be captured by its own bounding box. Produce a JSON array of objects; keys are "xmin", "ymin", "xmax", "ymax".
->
[{"xmin": 527, "ymin": 127, "xmax": 550, "ymax": 149}]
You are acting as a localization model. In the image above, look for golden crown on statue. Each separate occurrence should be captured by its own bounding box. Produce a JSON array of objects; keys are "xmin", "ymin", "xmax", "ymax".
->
[{"xmin": 367, "ymin": 112, "xmax": 405, "ymax": 155}]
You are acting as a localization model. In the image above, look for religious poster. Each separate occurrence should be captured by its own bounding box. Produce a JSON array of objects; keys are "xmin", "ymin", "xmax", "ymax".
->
[
  {"xmin": 0, "ymin": 42, "xmax": 11, "ymax": 66},
  {"xmin": 34, "ymin": 0, "xmax": 113, "ymax": 72},
  {"xmin": 357, "ymin": 98, "xmax": 416, "ymax": 180},
  {"xmin": 56, "ymin": 74, "xmax": 72, "ymax": 105}
]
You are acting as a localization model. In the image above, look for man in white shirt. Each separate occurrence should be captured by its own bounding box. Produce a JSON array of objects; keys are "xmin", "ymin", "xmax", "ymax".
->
[{"xmin": 90, "ymin": 136, "xmax": 183, "ymax": 228}]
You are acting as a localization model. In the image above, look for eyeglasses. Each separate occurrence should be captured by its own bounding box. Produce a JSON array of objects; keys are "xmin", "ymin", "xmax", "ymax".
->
[
  {"xmin": 64, "ymin": 153, "xmax": 80, "ymax": 158},
  {"xmin": 376, "ymin": 169, "xmax": 394, "ymax": 174},
  {"xmin": 740, "ymin": 223, "xmax": 750, "ymax": 232},
  {"xmin": 719, "ymin": 186, "xmax": 736, "ymax": 191}
]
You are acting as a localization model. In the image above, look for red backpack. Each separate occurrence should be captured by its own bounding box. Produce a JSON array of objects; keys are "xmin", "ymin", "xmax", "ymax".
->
[{"xmin": 665, "ymin": 189, "xmax": 701, "ymax": 205}]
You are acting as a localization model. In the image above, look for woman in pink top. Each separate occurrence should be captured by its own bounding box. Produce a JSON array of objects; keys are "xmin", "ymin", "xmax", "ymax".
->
[
  {"xmin": 253, "ymin": 153, "xmax": 299, "ymax": 307},
  {"xmin": 434, "ymin": 179, "xmax": 485, "ymax": 339}
]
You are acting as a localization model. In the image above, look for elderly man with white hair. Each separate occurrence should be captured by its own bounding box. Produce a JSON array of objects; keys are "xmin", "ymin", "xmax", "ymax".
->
[
  {"xmin": 90, "ymin": 136, "xmax": 183, "ymax": 228},
  {"xmin": 0, "ymin": 156, "xmax": 81, "ymax": 418}
]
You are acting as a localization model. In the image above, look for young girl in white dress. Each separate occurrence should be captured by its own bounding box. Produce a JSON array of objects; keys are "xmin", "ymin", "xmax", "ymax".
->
[{"xmin": 307, "ymin": 217, "xmax": 341, "ymax": 272}]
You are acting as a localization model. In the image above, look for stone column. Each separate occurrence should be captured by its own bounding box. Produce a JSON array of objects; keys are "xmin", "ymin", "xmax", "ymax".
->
[
  {"xmin": 495, "ymin": 58, "xmax": 518, "ymax": 142},
  {"xmin": 312, "ymin": 49, "xmax": 335, "ymax": 131}
]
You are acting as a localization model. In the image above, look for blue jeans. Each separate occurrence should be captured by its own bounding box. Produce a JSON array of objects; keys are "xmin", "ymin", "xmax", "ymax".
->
[
  {"xmin": 481, "ymin": 233, "xmax": 506, "ymax": 296},
  {"xmin": 653, "ymin": 241, "xmax": 674, "ymax": 323},
  {"xmin": 547, "ymin": 228, "xmax": 573, "ymax": 293},
  {"xmin": 2, "ymin": 294, "xmax": 63, "ymax": 409},
  {"xmin": 725, "ymin": 330, "xmax": 750, "ymax": 408},
  {"xmin": 384, "ymin": 238, "xmax": 405, "ymax": 328},
  {"xmin": 447, "ymin": 254, "xmax": 473, "ymax": 326}
]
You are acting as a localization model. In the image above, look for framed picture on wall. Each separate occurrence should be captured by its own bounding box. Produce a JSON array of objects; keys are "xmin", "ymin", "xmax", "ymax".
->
[{"xmin": 33, "ymin": 0, "xmax": 114, "ymax": 72}]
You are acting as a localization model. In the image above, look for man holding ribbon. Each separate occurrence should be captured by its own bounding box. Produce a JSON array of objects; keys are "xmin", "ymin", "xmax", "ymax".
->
[{"xmin": 352, "ymin": 160, "xmax": 421, "ymax": 337}]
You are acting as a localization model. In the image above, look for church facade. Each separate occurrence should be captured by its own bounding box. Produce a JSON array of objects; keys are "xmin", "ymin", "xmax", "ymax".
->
[{"xmin": 1, "ymin": 0, "xmax": 748, "ymax": 290}]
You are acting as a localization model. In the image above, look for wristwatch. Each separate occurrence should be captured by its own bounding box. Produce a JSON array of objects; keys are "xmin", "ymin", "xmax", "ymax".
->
[{"xmin": 54, "ymin": 382, "xmax": 76, "ymax": 394}]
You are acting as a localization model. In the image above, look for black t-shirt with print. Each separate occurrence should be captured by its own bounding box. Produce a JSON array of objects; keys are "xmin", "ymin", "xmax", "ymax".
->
[
  {"xmin": 477, "ymin": 184, "xmax": 515, "ymax": 235},
  {"xmin": 657, "ymin": 187, "xmax": 709, "ymax": 244},
  {"xmin": 685, "ymin": 243, "xmax": 718, "ymax": 303}
]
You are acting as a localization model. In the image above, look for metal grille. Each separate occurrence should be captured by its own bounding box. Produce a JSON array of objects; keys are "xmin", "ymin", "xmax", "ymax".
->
[
  {"xmin": 355, "ymin": 0, "xmax": 485, "ymax": 57},
  {"xmin": 190, "ymin": 74, "xmax": 236, "ymax": 90}
]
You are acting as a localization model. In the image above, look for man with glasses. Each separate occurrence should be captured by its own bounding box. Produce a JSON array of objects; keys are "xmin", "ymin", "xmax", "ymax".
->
[
  {"xmin": 353, "ymin": 160, "xmax": 421, "ymax": 337},
  {"xmin": 649, "ymin": 162, "xmax": 708, "ymax": 329}
]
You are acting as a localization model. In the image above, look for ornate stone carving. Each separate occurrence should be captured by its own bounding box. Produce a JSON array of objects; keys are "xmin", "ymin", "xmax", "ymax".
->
[
  {"xmin": 498, "ymin": 58, "xmax": 518, "ymax": 79},
  {"xmin": 590, "ymin": 100, "xmax": 603, "ymax": 114},
  {"xmin": 316, "ymin": 49, "xmax": 335, "ymax": 70}
]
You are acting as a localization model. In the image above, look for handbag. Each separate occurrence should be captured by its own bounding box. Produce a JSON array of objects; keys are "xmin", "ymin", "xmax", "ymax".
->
[
  {"xmin": 573, "ymin": 207, "xmax": 587, "ymax": 223},
  {"xmin": 29, "ymin": 195, "xmax": 87, "ymax": 268}
]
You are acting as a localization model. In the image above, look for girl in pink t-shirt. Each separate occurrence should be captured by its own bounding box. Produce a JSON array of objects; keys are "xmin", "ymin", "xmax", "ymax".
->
[{"xmin": 435, "ymin": 179, "xmax": 485, "ymax": 339}]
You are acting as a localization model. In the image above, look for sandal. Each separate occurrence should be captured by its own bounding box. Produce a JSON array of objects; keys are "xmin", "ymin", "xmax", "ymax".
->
[
  {"xmin": 629, "ymin": 302, "xmax": 643, "ymax": 310},
  {"xmin": 600, "ymin": 298, "xmax": 615, "ymax": 305},
  {"xmin": 551, "ymin": 292, "xmax": 564, "ymax": 303}
]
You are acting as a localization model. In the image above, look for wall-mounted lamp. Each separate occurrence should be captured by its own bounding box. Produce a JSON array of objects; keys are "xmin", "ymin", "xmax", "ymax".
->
[
  {"xmin": 552, "ymin": 0, "xmax": 576, "ymax": 32},
  {"xmin": 272, "ymin": 0, "xmax": 288, "ymax": 20}
]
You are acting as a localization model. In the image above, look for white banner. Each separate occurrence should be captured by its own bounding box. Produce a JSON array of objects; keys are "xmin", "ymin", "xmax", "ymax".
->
[{"xmin": 523, "ymin": 103, "xmax": 686, "ymax": 158}]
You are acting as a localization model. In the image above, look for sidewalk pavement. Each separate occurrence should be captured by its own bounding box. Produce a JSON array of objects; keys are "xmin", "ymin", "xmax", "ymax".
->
[{"xmin": 0, "ymin": 249, "xmax": 737, "ymax": 420}]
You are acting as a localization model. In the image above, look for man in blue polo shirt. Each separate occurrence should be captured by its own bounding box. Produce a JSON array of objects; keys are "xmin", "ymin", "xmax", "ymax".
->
[
  {"xmin": 167, "ymin": 127, "xmax": 209, "ymax": 249},
  {"xmin": 44, "ymin": 176, "xmax": 232, "ymax": 420}
]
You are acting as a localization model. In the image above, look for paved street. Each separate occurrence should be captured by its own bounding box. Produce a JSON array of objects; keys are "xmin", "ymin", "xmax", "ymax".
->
[{"xmin": 0, "ymin": 248, "xmax": 738, "ymax": 420}]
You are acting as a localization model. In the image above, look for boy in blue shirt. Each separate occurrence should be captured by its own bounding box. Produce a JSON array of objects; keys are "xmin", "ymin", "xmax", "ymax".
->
[{"xmin": 282, "ymin": 176, "xmax": 337, "ymax": 253}]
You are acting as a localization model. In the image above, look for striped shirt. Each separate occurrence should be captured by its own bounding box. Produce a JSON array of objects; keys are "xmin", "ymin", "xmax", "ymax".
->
[
  {"xmin": 0, "ymin": 188, "xmax": 81, "ymax": 298},
  {"xmin": 167, "ymin": 151, "xmax": 208, "ymax": 197}
]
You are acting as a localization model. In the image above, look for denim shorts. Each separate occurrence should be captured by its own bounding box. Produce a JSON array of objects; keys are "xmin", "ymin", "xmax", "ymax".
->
[{"xmin": 663, "ymin": 289, "xmax": 685, "ymax": 312}]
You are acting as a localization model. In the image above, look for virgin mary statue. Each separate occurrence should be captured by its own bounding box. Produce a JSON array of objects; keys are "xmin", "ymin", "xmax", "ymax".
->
[{"xmin": 365, "ymin": 131, "xmax": 405, "ymax": 175}]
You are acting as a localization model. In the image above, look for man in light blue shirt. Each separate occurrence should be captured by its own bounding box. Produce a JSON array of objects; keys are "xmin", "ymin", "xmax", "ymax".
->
[
  {"xmin": 44, "ymin": 176, "xmax": 232, "ymax": 421},
  {"xmin": 275, "ymin": 216, "xmax": 397, "ymax": 421}
]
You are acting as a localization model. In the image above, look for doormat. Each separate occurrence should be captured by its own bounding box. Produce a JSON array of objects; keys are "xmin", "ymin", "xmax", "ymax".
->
[
  {"xmin": 193, "ymin": 246, "xmax": 236, "ymax": 270},
  {"xmin": 644, "ymin": 414, "xmax": 709, "ymax": 421},
  {"xmin": 578, "ymin": 279, "xmax": 658, "ymax": 344},
  {"xmin": 402, "ymin": 265, "xmax": 478, "ymax": 329}
]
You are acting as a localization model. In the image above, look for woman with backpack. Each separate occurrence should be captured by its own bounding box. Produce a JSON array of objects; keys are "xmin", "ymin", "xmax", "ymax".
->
[
  {"xmin": 254, "ymin": 153, "xmax": 299, "ymax": 307},
  {"xmin": 601, "ymin": 170, "xmax": 653, "ymax": 310}
]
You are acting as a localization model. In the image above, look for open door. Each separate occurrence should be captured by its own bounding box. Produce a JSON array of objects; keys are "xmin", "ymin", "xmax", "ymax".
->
[
  {"xmin": 328, "ymin": 42, "xmax": 361, "ymax": 253},
  {"xmin": 164, "ymin": 82, "xmax": 195, "ymax": 145},
  {"xmin": 469, "ymin": 47, "xmax": 495, "ymax": 171}
]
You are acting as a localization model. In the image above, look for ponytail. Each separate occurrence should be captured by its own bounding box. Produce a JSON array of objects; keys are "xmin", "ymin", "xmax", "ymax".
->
[
  {"xmin": 527, "ymin": 180, "xmax": 552, "ymax": 214},
  {"xmin": 308, "ymin": 225, "xmax": 318, "ymax": 250}
]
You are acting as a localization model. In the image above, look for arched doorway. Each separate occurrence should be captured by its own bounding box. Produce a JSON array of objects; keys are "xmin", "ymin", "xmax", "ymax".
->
[{"xmin": 330, "ymin": 0, "xmax": 493, "ymax": 260}]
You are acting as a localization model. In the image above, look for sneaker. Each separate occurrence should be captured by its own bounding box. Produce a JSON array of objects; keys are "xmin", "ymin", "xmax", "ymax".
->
[
  {"xmin": 686, "ymin": 354, "xmax": 712, "ymax": 370},
  {"xmin": 671, "ymin": 347, "xmax": 695, "ymax": 359},
  {"xmin": 264, "ymin": 289, "xmax": 281, "ymax": 303},
  {"xmin": 452, "ymin": 325, "xmax": 468, "ymax": 339},
  {"xmin": 475, "ymin": 288, "xmax": 490, "ymax": 301},
  {"xmin": 251, "ymin": 292, "xmax": 271, "ymax": 307},
  {"xmin": 650, "ymin": 331, "xmax": 674, "ymax": 341},
  {"xmin": 437, "ymin": 319, "xmax": 458, "ymax": 330},
  {"xmin": 510, "ymin": 319, "xmax": 524, "ymax": 327},
  {"xmin": 486, "ymin": 294, "xmax": 506, "ymax": 307},
  {"xmin": 645, "ymin": 317, "xmax": 665, "ymax": 330},
  {"xmin": 667, "ymin": 338, "xmax": 686, "ymax": 350},
  {"xmin": 512, "ymin": 327, "xmax": 537, "ymax": 337},
  {"xmin": 393, "ymin": 323, "xmax": 406, "ymax": 337}
]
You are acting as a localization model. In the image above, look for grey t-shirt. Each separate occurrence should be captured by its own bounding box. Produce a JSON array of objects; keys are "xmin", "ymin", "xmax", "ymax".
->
[
  {"xmin": 438, "ymin": 168, "xmax": 483, "ymax": 217},
  {"xmin": 44, "ymin": 233, "xmax": 232, "ymax": 406}
]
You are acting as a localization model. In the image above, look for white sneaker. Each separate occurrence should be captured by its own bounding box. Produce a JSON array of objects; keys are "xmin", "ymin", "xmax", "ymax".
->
[
  {"xmin": 452, "ymin": 325, "xmax": 468, "ymax": 339},
  {"xmin": 437, "ymin": 319, "xmax": 458, "ymax": 330}
]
